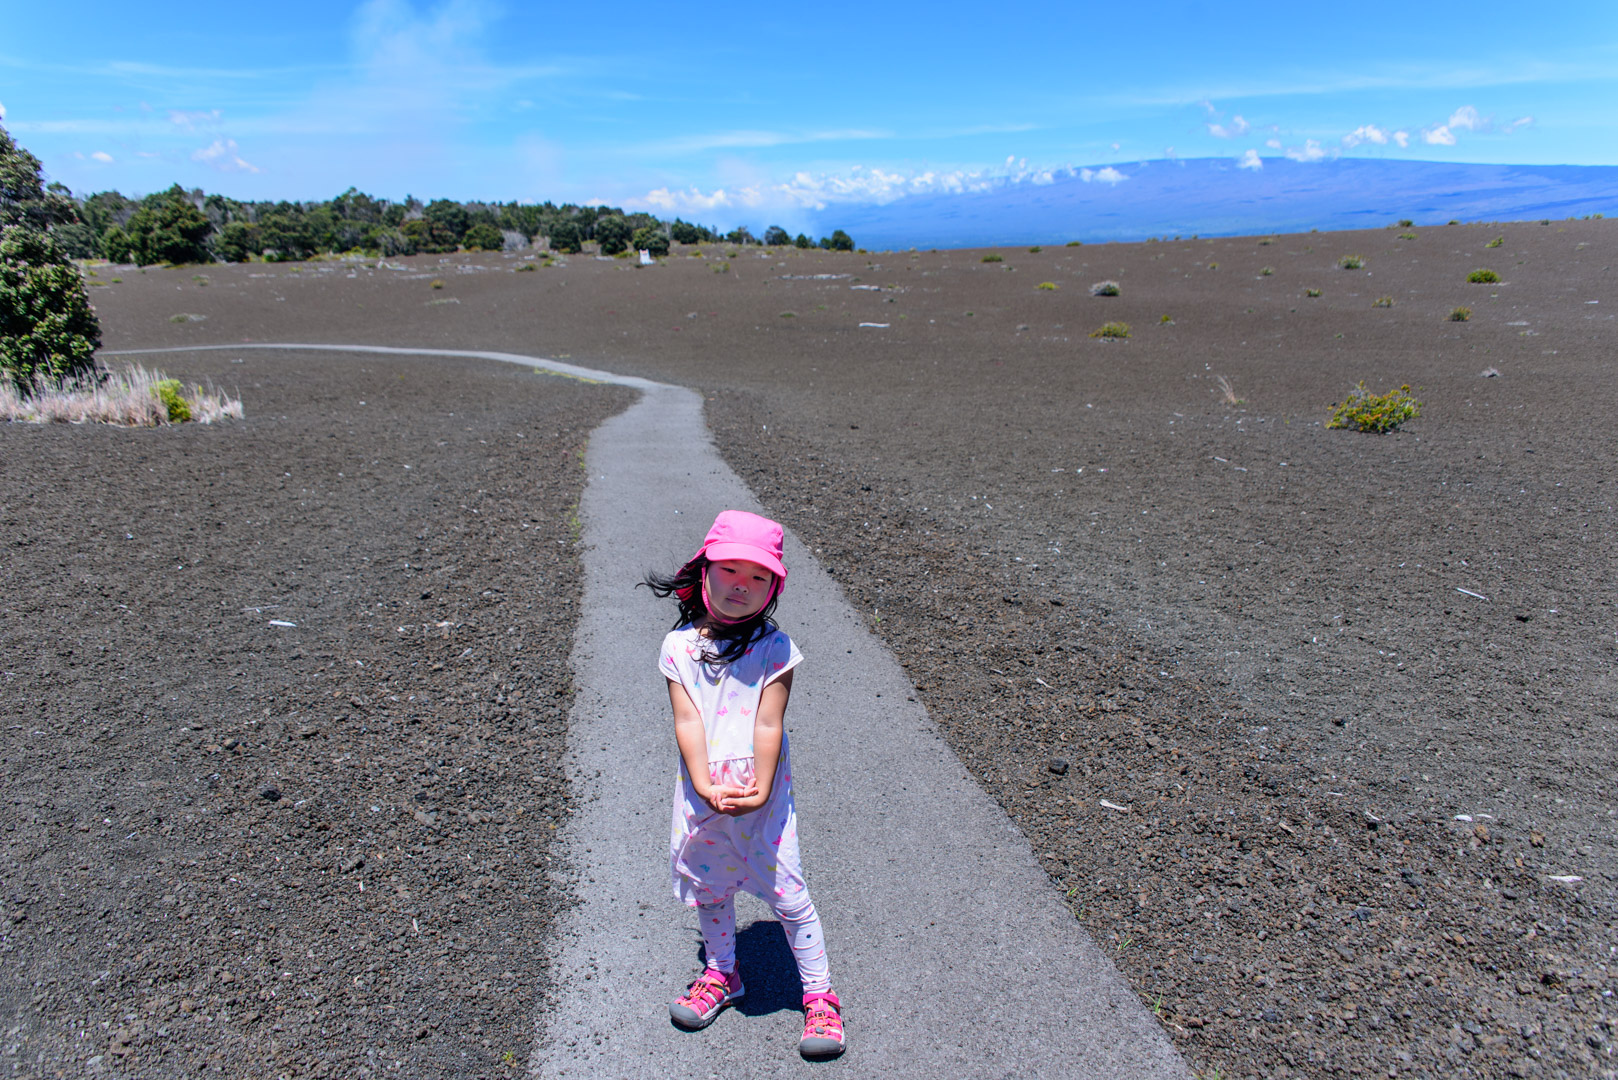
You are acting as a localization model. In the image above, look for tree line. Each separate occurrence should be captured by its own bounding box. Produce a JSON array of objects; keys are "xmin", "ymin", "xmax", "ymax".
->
[{"xmin": 48, "ymin": 182, "xmax": 856, "ymax": 266}]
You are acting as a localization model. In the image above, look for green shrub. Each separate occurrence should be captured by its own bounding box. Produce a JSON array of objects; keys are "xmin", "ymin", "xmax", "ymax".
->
[
  {"xmin": 1090, "ymin": 321, "xmax": 1130, "ymax": 339},
  {"xmin": 1327, "ymin": 382, "xmax": 1421, "ymax": 433},
  {"xmin": 1065, "ymin": 240, "xmax": 1082, "ymax": 247},
  {"xmin": 1397, "ymin": 219, "xmax": 1414, "ymax": 228},
  {"xmin": 1338, "ymin": 254, "xmax": 1364, "ymax": 269},
  {"xmin": 429, "ymin": 278, "xmax": 444, "ymax": 289},
  {"xmin": 1036, "ymin": 281, "xmax": 1058, "ymax": 291},
  {"xmin": 1028, "ymin": 246, "xmax": 1042, "ymax": 253},
  {"xmin": 1372, "ymin": 295, "xmax": 1394, "ymax": 308},
  {"xmin": 1259, "ymin": 266, "xmax": 1274, "ymax": 276},
  {"xmin": 515, "ymin": 262, "xmax": 537, "ymax": 272},
  {"xmin": 1467, "ymin": 268, "xmax": 1500, "ymax": 284},
  {"xmin": 1397, "ymin": 232, "xmax": 1417, "ymax": 240},
  {"xmin": 153, "ymin": 378, "xmax": 192, "ymax": 422},
  {"xmin": 548, "ymin": 221, "xmax": 583, "ymax": 255},
  {"xmin": 1208, "ymin": 262, "xmax": 1218, "ymax": 271},
  {"xmin": 632, "ymin": 225, "xmax": 670, "ymax": 257},
  {"xmin": 594, "ymin": 214, "xmax": 631, "ymax": 256},
  {"xmin": 1305, "ymin": 288, "xmax": 1322, "ymax": 297},
  {"xmin": 1485, "ymin": 235, "xmax": 1504, "ymax": 248},
  {"xmin": 1449, "ymin": 306, "xmax": 1471, "ymax": 321},
  {"xmin": 463, "ymin": 222, "xmax": 504, "ymax": 251},
  {"xmin": 981, "ymin": 254, "xmax": 1003, "ymax": 263},
  {"xmin": 1090, "ymin": 280, "xmax": 1121, "ymax": 296},
  {"xmin": 1159, "ymin": 314, "xmax": 1173, "ymax": 324}
]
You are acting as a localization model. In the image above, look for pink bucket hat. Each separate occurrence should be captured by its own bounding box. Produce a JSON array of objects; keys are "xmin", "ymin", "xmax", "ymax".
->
[{"xmin": 694, "ymin": 510, "xmax": 788, "ymax": 583}]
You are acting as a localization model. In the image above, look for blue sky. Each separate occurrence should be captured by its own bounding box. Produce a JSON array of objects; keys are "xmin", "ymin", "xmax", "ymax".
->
[{"xmin": 4, "ymin": 0, "xmax": 1615, "ymax": 231}]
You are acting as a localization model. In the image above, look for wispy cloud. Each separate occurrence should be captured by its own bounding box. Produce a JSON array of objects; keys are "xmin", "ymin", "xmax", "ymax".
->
[
  {"xmin": 1341, "ymin": 123, "xmax": 1388, "ymax": 147},
  {"xmin": 169, "ymin": 109, "xmax": 222, "ymax": 131},
  {"xmin": 91, "ymin": 150, "xmax": 114, "ymax": 163},
  {"xmin": 642, "ymin": 128, "xmax": 889, "ymax": 156},
  {"xmin": 1285, "ymin": 139, "xmax": 1329, "ymax": 162},
  {"xmin": 1237, "ymin": 149, "xmax": 1262, "ymax": 170},
  {"xmin": 1208, "ymin": 114, "xmax": 1250, "ymax": 139},
  {"xmin": 631, "ymin": 157, "xmax": 1130, "ymax": 216},
  {"xmin": 193, "ymin": 138, "xmax": 259, "ymax": 173}
]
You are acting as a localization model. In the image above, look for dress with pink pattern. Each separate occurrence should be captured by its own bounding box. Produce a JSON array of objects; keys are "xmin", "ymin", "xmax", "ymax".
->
[{"xmin": 660, "ymin": 624, "xmax": 804, "ymax": 908}]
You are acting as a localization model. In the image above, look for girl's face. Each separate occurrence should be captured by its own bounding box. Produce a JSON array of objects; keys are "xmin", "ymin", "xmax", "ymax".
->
[{"xmin": 703, "ymin": 559, "xmax": 775, "ymax": 622}]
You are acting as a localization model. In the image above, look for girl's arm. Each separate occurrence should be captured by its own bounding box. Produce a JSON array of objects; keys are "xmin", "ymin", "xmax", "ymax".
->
[
  {"xmin": 723, "ymin": 669, "xmax": 792, "ymax": 816},
  {"xmin": 669, "ymin": 678, "xmax": 756, "ymax": 814}
]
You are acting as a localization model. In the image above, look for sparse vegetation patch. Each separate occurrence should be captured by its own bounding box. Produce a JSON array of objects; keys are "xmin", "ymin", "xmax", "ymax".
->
[
  {"xmin": 0, "ymin": 363, "xmax": 243, "ymax": 425},
  {"xmin": 1449, "ymin": 306, "xmax": 1472, "ymax": 322},
  {"xmin": 1337, "ymin": 254, "xmax": 1365, "ymax": 269},
  {"xmin": 1327, "ymin": 381, "xmax": 1422, "ymax": 433},
  {"xmin": 1467, "ymin": 268, "xmax": 1501, "ymax": 283},
  {"xmin": 1090, "ymin": 280, "xmax": 1121, "ymax": 296},
  {"xmin": 1090, "ymin": 321, "xmax": 1130, "ymax": 339}
]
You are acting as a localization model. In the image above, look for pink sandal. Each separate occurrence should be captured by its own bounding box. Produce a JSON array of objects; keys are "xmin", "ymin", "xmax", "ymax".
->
[
  {"xmin": 800, "ymin": 991, "xmax": 845, "ymax": 1058},
  {"xmin": 669, "ymin": 968, "xmax": 744, "ymax": 1030}
]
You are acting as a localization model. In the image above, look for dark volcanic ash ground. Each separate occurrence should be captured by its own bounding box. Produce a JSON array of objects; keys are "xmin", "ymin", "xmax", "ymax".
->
[{"xmin": 9, "ymin": 218, "xmax": 1615, "ymax": 1078}]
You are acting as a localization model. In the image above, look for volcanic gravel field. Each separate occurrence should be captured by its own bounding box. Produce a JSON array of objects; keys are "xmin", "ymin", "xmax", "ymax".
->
[{"xmin": 5, "ymin": 217, "xmax": 1617, "ymax": 1078}]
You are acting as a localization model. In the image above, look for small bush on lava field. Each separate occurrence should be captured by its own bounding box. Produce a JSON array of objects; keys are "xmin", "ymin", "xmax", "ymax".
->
[
  {"xmin": 1259, "ymin": 266, "xmax": 1275, "ymax": 276},
  {"xmin": 1036, "ymin": 281, "xmax": 1058, "ymax": 291},
  {"xmin": 1372, "ymin": 295, "xmax": 1394, "ymax": 308},
  {"xmin": 981, "ymin": 253, "xmax": 1003, "ymax": 263},
  {"xmin": 1337, "ymin": 254, "xmax": 1365, "ymax": 269},
  {"xmin": 1089, "ymin": 321, "xmax": 1131, "ymax": 339},
  {"xmin": 1449, "ymin": 306, "xmax": 1472, "ymax": 322},
  {"xmin": 1397, "ymin": 232, "xmax": 1417, "ymax": 240},
  {"xmin": 1327, "ymin": 382, "xmax": 1422, "ymax": 433},
  {"xmin": 1090, "ymin": 280, "xmax": 1121, "ymax": 296},
  {"xmin": 1028, "ymin": 246, "xmax": 1042, "ymax": 253},
  {"xmin": 153, "ymin": 378, "xmax": 191, "ymax": 422},
  {"xmin": 1485, "ymin": 235, "xmax": 1504, "ymax": 248},
  {"xmin": 1305, "ymin": 288, "xmax": 1322, "ymax": 297},
  {"xmin": 1467, "ymin": 268, "xmax": 1500, "ymax": 284},
  {"xmin": 1, "ymin": 363, "xmax": 242, "ymax": 425}
]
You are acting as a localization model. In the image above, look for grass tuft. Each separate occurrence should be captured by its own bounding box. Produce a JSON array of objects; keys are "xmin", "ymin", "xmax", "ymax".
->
[
  {"xmin": 1467, "ymin": 268, "xmax": 1501, "ymax": 284},
  {"xmin": 1, "ymin": 364, "xmax": 243, "ymax": 426},
  {"xmin": 1449, "ymin": 306, "xmax": 1472, "ymax": 322},
  {"xmin": 1372, "ymin": 295, "xmax": 1394, "ymax": 308},
  {"xmin": 1028, "ymin": 246, "xmax": 1042, "ymax": 254},
  {"xmin": 1337, "ymin": 254, "xmax": 1365, "ymax": 269},
  {"xmin": 1305, "ymin": 288, "xmax": 1322, "ymax": 298},
  {"xmin": 1215, "ymin": 375, "xmax": 1242, "ymax": 404},
  {"xmin": 981, "ymin": 253, "xmax": 1003, "ymax": 263},
  {"xmin": 1485, "ymin": 235, "xmax": 1504, "ymax": 248},
  {"xmin": 1090, "ymin": 280, "xmax": 1121, "ymax": 296},
  {"xmin": 1089, "ymin": 321, "xmax": 1130, "ymax": 339},
  {"xmin": 1259, "ymin": 266, "xmax": 1275, "ymax": 276},
  {"xmin": 1036, "ymin": 281, "xmax": 1058, "ymax": 291},
  {"xmin": 1327, "ymin": 381, "xmax": 1421, "ymax": 434},
  {"xmin": 429, "ymin": 278, "xmax": 444, "ymax": 289}
]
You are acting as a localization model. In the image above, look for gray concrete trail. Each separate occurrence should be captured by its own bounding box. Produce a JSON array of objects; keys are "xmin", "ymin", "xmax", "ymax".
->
[{"xmin": 111, "ymin": 344, "xmax": 1188, "ymax": 1079}]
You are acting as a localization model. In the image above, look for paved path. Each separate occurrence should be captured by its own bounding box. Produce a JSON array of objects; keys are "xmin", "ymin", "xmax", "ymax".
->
[{"xmin": 110, "ymin": 344, "xmax": 1189, "ymax": 1080}]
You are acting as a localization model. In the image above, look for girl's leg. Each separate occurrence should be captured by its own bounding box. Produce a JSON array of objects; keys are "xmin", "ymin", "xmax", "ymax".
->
[
  {"xmin": 774, "ymin": 897, "xmax": 830, "ymax": 993},
  {"xmin": 697, "ymin": 897, "xmax": 737, "ymax": 973}
]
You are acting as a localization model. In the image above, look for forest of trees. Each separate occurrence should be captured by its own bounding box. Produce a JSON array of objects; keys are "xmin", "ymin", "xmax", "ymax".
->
[{"xmin": 45, "ymin": 180, "xmax": 857, "ymax": 266}]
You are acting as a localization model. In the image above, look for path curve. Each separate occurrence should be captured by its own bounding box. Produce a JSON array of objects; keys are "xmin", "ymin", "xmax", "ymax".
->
[{"xmin": 109, "ymin": 344, "xmax": 1188, "ymax": 1079}]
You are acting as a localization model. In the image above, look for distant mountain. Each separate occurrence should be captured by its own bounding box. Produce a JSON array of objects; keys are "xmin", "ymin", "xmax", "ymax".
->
[{"xmin": 814, "ymin": 158, "xmax": 1618, "ymax": 250}]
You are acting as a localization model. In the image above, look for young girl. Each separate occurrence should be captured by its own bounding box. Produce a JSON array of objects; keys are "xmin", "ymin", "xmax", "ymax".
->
[{"xmin": 641, "ymin": 510, "xmax": 845, "ymax": 1059}]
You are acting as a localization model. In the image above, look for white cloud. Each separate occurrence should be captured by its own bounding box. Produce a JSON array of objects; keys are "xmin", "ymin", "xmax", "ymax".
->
[
  {"xmin": 1285, "ymin": 139, "xmax": 1327, "ymax": 162},
  {"xmin": 193, "ymin": 138, "xmax": 260, "ymax": 173},
  {"xmin": 1208, "ymin": 114, "xmax": 1251, "ymax": 139},
  {"xmin": 1342, "ymin": 124, "xmax": 1389, "ymax": 148},
  {"xmin": 1266, "ymin": 138, "xmax": 1281, "ymax": 149},
  {"xmin": 1507, "ymin": 116, "xmax": 1533, "ymax": 133},
  {"xmin": 1422, "ymin": 125, "xmax": 1456, "ymax": 146},
  {"xmin": 1237, "ymin": 149, "xmax": 1263, "ymax": 170},
  {"xmin": 90, "ymin": 150, "xmax": 114, "ymax": 163},
  {"xmin": 632, "ymin": 158, "xmax": 1128, "ymax": 216},
  {"xmin": 0, "ymin": 101, "xmax": 6, "ymax": 120},
  {"xmin": 1393, "ymin": 130, "xmax": 1410, "ymax": 148},
  {"xmin": 1448, "ymin": 105, "xmax": 1482, "ymax": 132},
  {"xmin": 169, "ymin": 108, "xmax": 222, "ymax": 131}
]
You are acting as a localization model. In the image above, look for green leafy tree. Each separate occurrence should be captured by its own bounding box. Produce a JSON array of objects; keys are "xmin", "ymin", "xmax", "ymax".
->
[
  {"xmin": 763, "ymin": 225, "xmax": 790, "ymax": 246},
  {"xmin": 725, "ymin": 226, "xmax": 757, "ymax": 245},
  {"xmin": 214, "ymin": 221, "xmax": 262, "ymax": 262},
  {"xmin": 423, "ymin": 199, "xmax": 470, "ymax": 243},
  {"xmin": 549, "ymin": 220, "xmax": 582, "ymax": 254},
  {"xmin": 0, "ymin": 124, "xmax": 101, "ymax": 390},
  {"xmin": 670, "ymin": 219, "xmax": 708, "ymax": 245},
  {"xmin": 101, "ymin": 226, "xmax": 133, "ymax": 263},
  {"xmin": 258, "ymin": 211, "xmax": 316, "ymax": 261},
  {"xmin": 122, "ymin": 185, "xmax": 212, "ymax": 264},
  {"xmin": 463, "ymin": 222, "xmax": 504, "ymax": 251},
  {"xmin": 595, "ymin": 214, "xmax": 632, "ymax": 255},
  {"xmin": 793, "ymin": 233, "xmax": 812, "ymax": 249},
  {"xmin": 632, "ymin": 225, "xmax": 669, "ymax": 257},
  {"xmin": 827, "ymin": 229, "xmax": 854, "ymax": 251}
]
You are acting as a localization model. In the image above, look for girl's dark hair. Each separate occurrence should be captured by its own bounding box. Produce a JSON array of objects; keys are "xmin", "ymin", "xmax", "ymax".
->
[{"xmin": 640, "ymin": 554, "xmax": 779, "ymax": 665}]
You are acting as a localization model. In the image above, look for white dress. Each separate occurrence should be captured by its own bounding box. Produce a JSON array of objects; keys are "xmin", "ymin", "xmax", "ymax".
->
[{"xmin": 660, "ymin": 624, "xmax": 805, "ymax": 908}]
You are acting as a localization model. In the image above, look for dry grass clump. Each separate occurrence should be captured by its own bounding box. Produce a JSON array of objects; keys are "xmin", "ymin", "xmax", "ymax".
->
[
  {"xmin": 1214, "ymin": 375, "xmax": 1242, "ymax": 404},
  {"xmin": 1090, "ymin": 280, "xmax": 1121, "ymax": 296},
  {"xmin": 1, "ymin": 364, "xmax": 243, "ymax": 426},
  {"xmin": 1449, "ymin": 306, "xmax": 1472, "ymax": 322},
  {"xmin": 1337, "ymin": 254, "xmax": 1365, "ymax": 270},
  {"xmin": 1372, "ymin": 295, "xmax": 1394, "ymax": 308},
  {"xmin": 1089, "ymin": 321, "xmax": 1131, "ymax": 339}
]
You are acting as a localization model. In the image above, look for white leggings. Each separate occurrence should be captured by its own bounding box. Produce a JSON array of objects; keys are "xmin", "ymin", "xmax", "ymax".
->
[{"xmin": 697, "ymin": 895, "xmax": 830, "ymax": 993}]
